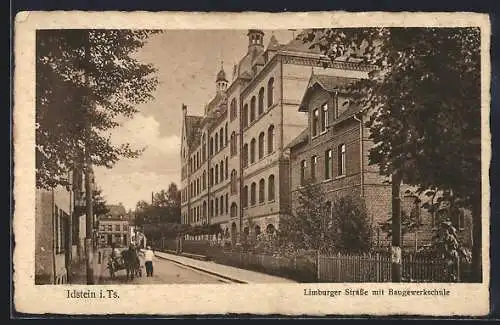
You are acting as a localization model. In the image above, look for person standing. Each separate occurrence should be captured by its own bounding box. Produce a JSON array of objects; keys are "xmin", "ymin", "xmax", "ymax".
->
[{"xmin": 144, "ymin": 246, "xmax": 155, "ymax": 277}]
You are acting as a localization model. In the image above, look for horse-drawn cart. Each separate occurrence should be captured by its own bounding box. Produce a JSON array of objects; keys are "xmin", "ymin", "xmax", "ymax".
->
[{"xmin": 107, "ymin": 249, "xmax": 143, "ymax": 279}]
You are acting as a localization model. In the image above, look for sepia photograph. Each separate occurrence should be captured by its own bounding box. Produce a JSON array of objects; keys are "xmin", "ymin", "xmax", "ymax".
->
[{"xmin": 14, "ymin": 11, "xmax": 491, "ymax": 316}]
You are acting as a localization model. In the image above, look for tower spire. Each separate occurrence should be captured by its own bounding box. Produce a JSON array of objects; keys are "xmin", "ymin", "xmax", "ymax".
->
[{"xmin": 216, "ymin": 59, "xmax": 228, "ymax": 94}]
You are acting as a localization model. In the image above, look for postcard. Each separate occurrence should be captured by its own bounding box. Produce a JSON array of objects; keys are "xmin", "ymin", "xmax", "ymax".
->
[{"xmin": 13, "ymin": 11, "xmax": 491, "ymax": 316}]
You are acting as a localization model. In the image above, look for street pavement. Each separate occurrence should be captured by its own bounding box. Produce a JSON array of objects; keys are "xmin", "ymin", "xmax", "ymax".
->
[{"xmin": 98, "ymin": 251, "xmax": 228, "ymax": 284}]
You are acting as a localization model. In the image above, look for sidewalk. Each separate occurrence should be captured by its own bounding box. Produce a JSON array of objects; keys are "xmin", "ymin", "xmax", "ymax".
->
[
  {"xmin": 153, "ymin": 251, "xmax": 296, "ymax": 284},
  {"xmin": 70, "ymin": 249, "xmax": 108, "ymax": 284}
]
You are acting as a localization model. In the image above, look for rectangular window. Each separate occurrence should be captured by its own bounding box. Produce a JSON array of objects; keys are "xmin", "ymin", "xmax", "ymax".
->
[
  {"xmin": 321, "ymin": 103, "xmax": 328, "ymax": 133},
  {"xmin": 115, "ymin": 224, "xmax": 120, "ymax": 231},
  {"xmin": 300, "ymin": 160, "xmax": 307, "ymax": 185},
  {"xmin": 312, "ymin": 109, "xmax": 319, "ymax": 136},
  {"xmin": 325, "ymin": 149, "xmax": 332, "ymax": 179},
  {"xmin": 338, "ymin": 144, "xmax": 346, "ymax": 176},
  {"xmin": 310, "ymin": 156, "xmax": 317, "ymax": 181},
  {"xmin": 108, "ymin": 225, "xmax": 112, "ymax": 231}
]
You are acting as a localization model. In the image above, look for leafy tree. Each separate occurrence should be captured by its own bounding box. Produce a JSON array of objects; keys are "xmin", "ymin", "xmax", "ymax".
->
[
  {"xmin": 331, "ymin": 195, "xmax": 372, "ymax": 252},
  {"xmin": 36, "ymin": 29, "xmax": 161, "ymax": 189},
  {"xmin": 134, "ymin": 183, "xmax": 182, "ymax": 233},
  {"xmin": 152, "ymin": 183, "xmax": 181, "ymax": 223},
  {"xmin": 74, "ymin": 187, "xmax": 109, "ymax": 218},
  {"xmin": 280, "ymin": 181, "xmax": 332, "ymax": 252},
  {"xmin": 301, "ymin": 27, "xmax": 482, "ymax": 281},
  {"xmin": 92, "ymin": 188, "xmax": 109, "ymax": 217},
  {"xmin": 280, "ymin": 181, "xmax": 371, "ymax": 253}
]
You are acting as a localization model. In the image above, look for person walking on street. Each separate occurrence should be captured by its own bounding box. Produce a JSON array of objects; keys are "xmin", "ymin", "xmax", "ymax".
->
[{"xmin": 144, "ymin": 246, "xmax": 155, "ymax": 277}]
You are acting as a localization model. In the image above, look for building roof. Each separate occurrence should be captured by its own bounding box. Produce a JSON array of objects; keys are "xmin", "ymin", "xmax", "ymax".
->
[
  {"xmin": 216, "ymin": 67, "xmax": 227, "ymax": 82},
  {"xmin": 277, "ymin": 36, "xmax": 323, "ymax": 55},
  {"xmin": 299, "ymin": 74, "xmax": 358, "ymax": 112},
  {"xmin": 206, "ymin": 92, "xmax": 227, "ymax": 116},
  {"xmin": 285, "ymin": 128, "xmax": 309, "ymax": 150},
  {"xmin": 106, "ymin": 204, "xmax": 126, "ymax": 217},
  {"xmin": 267, "ymin": 34, "xmax": 280, "ymax": 51},
  {"xmin": 185, "ymin": 115, "xmax": 204, "ymax": 148}
]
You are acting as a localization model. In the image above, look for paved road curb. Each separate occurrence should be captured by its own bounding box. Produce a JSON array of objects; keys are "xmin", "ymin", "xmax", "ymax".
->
[{"xmin": 153, "ymin": 252, "xmax": 247, "ymax": 284}]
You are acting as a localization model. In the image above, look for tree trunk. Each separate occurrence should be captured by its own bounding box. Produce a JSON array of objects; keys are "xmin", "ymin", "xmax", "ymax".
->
[{"xmin": 391, "ymin": 172, "xmax": 402, "ymax": 282}]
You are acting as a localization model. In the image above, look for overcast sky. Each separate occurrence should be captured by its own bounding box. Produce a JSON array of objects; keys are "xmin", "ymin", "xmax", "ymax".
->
[{"xmin": 94, "ymin": 29, "xmax": 297, "ymax": 211}]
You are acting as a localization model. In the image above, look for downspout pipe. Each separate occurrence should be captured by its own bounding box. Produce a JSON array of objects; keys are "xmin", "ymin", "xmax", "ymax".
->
[{"xmin": 353, "ymin": 113, "xmax": 364, "ymax": 198}]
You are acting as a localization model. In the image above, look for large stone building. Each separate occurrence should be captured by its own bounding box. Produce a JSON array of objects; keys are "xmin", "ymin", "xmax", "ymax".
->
[
  {"xmin": 98, "ymin": 204, "xmax": 129, "ymax": 247},
  {"xmin": 35, "ymin": 185, "xmax": 73, "ymax": 284},
  {"xmin": 180, "ymin": 29, "xmax": 378, "ymax": 245},
  {"xmin": 288, "ymin": 71, "xmax": 473, "ymax": 250},
  {"xmin": 35, "ymin": 166, "xmax": 93, "ymax": 284},
  {"xmin": 98, "ymin": 217, "xmax": 130, "ymax": 247}
]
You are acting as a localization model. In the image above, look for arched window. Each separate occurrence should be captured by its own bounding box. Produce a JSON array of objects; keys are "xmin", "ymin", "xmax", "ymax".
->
[
  {"xmin": 210, "ymin": 199, "xmax": 214, "ymax": 217},
  {"xmin": 203, "ymin": 201, "xmax": 207, "ymax": 219},
  {"xmin": 230, "ymin": 170, "xmax": 238, "ymax": 194},
  {"xmin": 254, "ymin": 225, "xmax": 261, "ymax": 237},
  {"xmin": 220, "ymin": 160, "xmax": 224, "ymax": 182},
  {"xmin": 266, "ymin": 224, "xmax": 275, "ymax": 234},
  {"xmin": 210, "ymin": 137, "xmax": 214, "ymax": 156},
  {"xmin": 258, "ymin": 87, "xmax": 264, "ymax": 115},
  {"xmin": 267, "ymin": 125, "xmax": 275, "ymax": 154},
  {"xmin": 202, "ymin": 135, "xmax": 206, "ymax": 162},
  {"xmin": 267, "ymin": 78, "xmax": 274, "ymax": 107},
  {"xmin": 243, "ymin": 104, "xmax": 248, "ymax": 128},
  {"xmin": 258, "ymin": 132, "xmax": 265, "ymax": 159},
  {"xmin": 230, "ymin": 98, "xmax": 237, "ymax": 121},
  {"xmin": 220, "ymin": 127, "xmax": 224, "ymax": 149},
  {"xmin": 243, "ymin": 185, "xmax": 248, "ymax": 208},
  {"xmin": 203, "ymin": 170, "xmax": 206, "ymax": 189},
  {"xmin": 250, "ymin": 138, "xmax": 256, "ymax": 164},
  {"xmin": 243, "ymin": 143, "xmax": 249, "ymax": 167},
  {"xmin": 268, "ymin": 175, "xmax": 275, "ymax": 201},
  {"xmin": 250, "ymin": 96, "xmax": 256, "ymax": 122},
  {"xmin": 215, "ymin": 164, "xmax": 219, "ymax": 184},
  {"xmin": 224, "ymin": 123, "xmax": 228, "ymax": 146},
  {"xmin": 225, "ymin": 156, "xmax": 228, "ymax": 179},
  {"xmin": 215, "ymin": 132, "xmax": 219, "ymax": 153},
  {"xmin": 220, "ymin": 195, "xmax": 224, "ymax": 215},
  {"xmin": 215, "ymin": 197, "xmax": 219, "ymax": 216},
  {"xmin": 230, "ymin": 203, "xmax": 238, "ymax": 219},
  {"xmin": 259, "ymin": 178, "xmax": 265, "ymax": 203},
  {"xmin": 209, "ymin": 167, "xmax": 214, "ymax": 186},
  {"xmin": 225, "ymin": 194, "xmax": 229, "ymax": 214},
  {"xmin": 230, "ymin": 132, "xmax": 236, "ymax": 156},
  {"xmin": 250, "ymin": 182, "xmax": 256, "ymax": 206}
]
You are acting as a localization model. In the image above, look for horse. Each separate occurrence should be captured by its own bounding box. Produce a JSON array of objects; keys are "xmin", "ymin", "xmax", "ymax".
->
[{"xmin": 123, "ymin": 245, "xmax": 140, "ymax": 280}]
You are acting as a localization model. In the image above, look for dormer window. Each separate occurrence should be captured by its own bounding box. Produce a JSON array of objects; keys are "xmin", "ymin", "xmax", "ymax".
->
[
  {"xmin": 312, "ymin": 109, "xmax": 319, "ymax": 137},
  {"xmin": 321, "ymin": 103, "xmax": 328, "ymax": 133}
]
